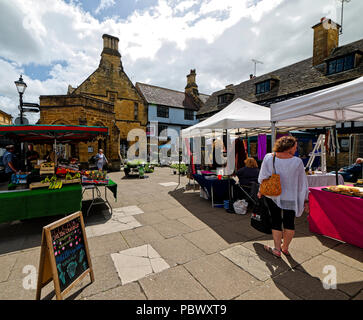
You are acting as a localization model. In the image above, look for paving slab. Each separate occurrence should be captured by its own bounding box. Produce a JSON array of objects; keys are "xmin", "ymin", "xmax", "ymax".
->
[
  {"xmin": 221, "ymin": 244, "xmax": 290, "ymax": 281},
  {"xmin": 111, "ymin": 244, "xmax": 170, "ymax": 285},
  {"xmin": 273, "ymin": 269, "xmax": 350, "ymax": 300},
  {"xmin": 177, "ymin": 216, "xmax": 209, "ymax": 231},
  {"xmin": 133, "ymin": 225, "xmax": 165, "ymax": 243},
  {"xmin": 152, "ymin": 219, "xmax": 194, "ymax": 238},
  {"xmin": 185, "ymin": 253, "xmax": 261, "ymax": 299},
  {"xmin": 296, "ymin": 255, "xmax": 363, "ymax": 297},
  {"xmin": 75, "ymin": 254, "xmax": 121, "ymax": 299},
  {"xmin": 241, "ymin": 236, "xmax": 313, "ymax": 269},
  {"xmin": 0, "ymin": 254, "xmax": 17, "ymax": 283},
  {"xmin": 159, "ymin": 207, "xmax": 192, "ymax": 220},
  {"xmin": 87, "ymin": 232, "xmax": 129, "ymax": 258},
  {"xmin": 322, "ymin": 243, "xmax": 363, "ymax": 271},
  {"xmin": 235, "ymin": 278, "xmax": 302, "ymax": 300},
  {"xmin": 159, "ymin": 182, "xmax": 179, "ymax": 187},
  {"xmin": 84, "ymin": 282, "xmax": 147, "ymax": 300},
  {"xmin": 7, "ymin": 248, "xmax": 40, "ymax": 281},
  {"xmin": 86, "ymin": 216, "xmax": 142, "ymax": 238},
  {"xmin": 150, "ymin": 236, "xmax": 205, "ymax": 265},
  {"xmin": 183, "ymin": 229, "xmax": 231, "ymax": 254},
  {"xmin": 139, "ymin": 266, "xmax": 214, "ymax": 300},
  {"xmin": 120, "ymin": 229, "xmax": 146, "ymax": 248},
  {"xmin": 353, "ymin": 290, "xmax": 363, "ymax": 300},
  {"xmin": 134, "ymin": 212, "xmax": 169, "ymax": 226}
]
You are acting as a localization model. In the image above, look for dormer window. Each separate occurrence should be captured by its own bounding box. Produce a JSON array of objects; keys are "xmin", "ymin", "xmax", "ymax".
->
[
  {"xmin": 217, "ymin": 93, "xmax": 234, "ymax": 105},
  {"xmin": 256, "ymin": 80, "xmax": 271, "ymax": 94},
  {"xmin": 327, "ymin": 53, "xmax": 355, "ymax": 75}
]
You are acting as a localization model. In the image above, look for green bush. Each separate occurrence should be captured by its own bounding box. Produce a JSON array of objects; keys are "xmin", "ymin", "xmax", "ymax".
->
[{"xmin": 170, "ymin": 163, "xmax": 188, "ymax": 174}]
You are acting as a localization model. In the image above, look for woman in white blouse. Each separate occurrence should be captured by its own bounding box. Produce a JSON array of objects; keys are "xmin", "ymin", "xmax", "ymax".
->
[{"xmin": 258, "ymin": 136, "xmax": 309, "ymax": 258}]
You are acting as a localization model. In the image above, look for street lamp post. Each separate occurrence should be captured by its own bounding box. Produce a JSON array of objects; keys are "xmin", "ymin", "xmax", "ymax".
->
[{"xmin": 14, "ymin": 75, "xmax": 27, "ymax": 125}]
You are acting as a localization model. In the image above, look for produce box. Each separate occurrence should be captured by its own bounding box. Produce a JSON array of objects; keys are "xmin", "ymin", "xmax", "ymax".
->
[
  {"xmin": 40, "ymin": 162, "xmax": 55, "ymax": 175},
  {"xmin": 81, "ymin": 176, "xmax": 109, "ymax": 185},
  {"xmin": 29, "ymin": 179, "xmax": 81, "ymax": 190},
  {"xmin": 11, "ymin": 173, "xmax": 29, "ymax": 185}
]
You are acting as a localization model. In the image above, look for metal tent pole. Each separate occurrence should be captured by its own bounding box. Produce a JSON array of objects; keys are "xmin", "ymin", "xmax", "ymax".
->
[
  {"xmin": 333, "ymin": 125, "xmax": 339, "ymax": 185},
  {"xmin": 271, "ymin": 121, "xmax": 276, "ymax": 152}
]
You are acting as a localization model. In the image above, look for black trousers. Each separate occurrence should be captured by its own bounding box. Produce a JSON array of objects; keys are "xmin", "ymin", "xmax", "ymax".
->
[{"xmin": 264, "ymin": 197, "xmax": 295, "ymax": 231}]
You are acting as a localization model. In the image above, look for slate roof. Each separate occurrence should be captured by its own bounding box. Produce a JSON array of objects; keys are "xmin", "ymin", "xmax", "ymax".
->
[
  {"xmin": 135, "ymin": 82, "xmax": 209, "ymax": 111},
  {"xmin": 198, "ymin": 38, "xmax": 363, "ymax": 118}
]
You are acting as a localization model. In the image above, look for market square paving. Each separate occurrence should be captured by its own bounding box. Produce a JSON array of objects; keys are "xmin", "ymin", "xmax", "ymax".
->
[{"xmin": 0, "ymin": 167, "xmax": 362, "ymax": 300}]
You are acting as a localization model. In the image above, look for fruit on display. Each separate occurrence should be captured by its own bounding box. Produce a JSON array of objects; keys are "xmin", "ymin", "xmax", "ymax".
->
[
  {"xmin": 83, "ymin": 170, "xmax": 107, "ymax": 180},
  {"xmin": 48, "ymin": 180, "xmax": 63, "ymax": 190},
  {"xmin": 41, "ymin": 162, "xmax": 55, "ymax": 168}
]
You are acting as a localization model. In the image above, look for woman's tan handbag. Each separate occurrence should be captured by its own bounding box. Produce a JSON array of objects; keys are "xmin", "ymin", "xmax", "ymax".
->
[{"xmin": 259, "ymin": 153, "xmax": 282, "ymax": 196}]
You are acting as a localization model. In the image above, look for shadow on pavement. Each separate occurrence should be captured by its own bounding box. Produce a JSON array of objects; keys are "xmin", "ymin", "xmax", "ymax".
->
[
  {"xmin": 0, "ymin": 200, "xmax": 112, "ymax": 255},
  {"xmin": 168, "ymin": 186, "xmax": 363, "ymax": 275},
  {"xmin": 252, "ymin": 242, "xmax": 363, "ymax": 300}
]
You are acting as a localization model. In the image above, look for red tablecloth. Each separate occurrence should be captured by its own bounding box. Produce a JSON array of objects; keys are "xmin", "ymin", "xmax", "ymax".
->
[{"xmin": 308, "ymin": 187, "xmax": 363, "ymax": 248}]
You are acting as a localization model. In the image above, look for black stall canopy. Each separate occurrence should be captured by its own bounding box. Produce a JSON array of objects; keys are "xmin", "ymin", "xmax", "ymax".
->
[{"xmin": 0, "ymin": 124, "xmax": 108, "ymax": 143}]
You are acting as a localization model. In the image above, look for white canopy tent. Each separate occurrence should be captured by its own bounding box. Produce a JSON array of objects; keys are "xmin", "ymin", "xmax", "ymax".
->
[
  {"xmin": 270, "ymin": 76, "xmax": 363, "ymax": 183},
  {"xmin": 181, "ymin": 98, "xmax": 272, "ymax": 138},
  {"xmin": 271, "ymin": 76, "xmax": 363, "ymax": 128}
]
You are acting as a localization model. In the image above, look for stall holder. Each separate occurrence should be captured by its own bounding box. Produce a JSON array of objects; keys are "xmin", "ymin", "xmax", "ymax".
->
[
  {"xmin": 82, "ymin": 179, "xmax": 117, "ymax": 216},
  {"xmin": 308, "ymin": 186, "xmax": 363, "ymax": 248}
]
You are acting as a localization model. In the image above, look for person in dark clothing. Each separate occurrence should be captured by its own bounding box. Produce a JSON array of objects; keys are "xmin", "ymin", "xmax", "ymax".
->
[
  {"xmin": 236, "ymin": 157, "xmax": 259, "ymax": 186},
  {"xmin": 3, "ymin": 145, "xmax": 18, "ymax": 183},
  {"xmin": 332, "ymin": 158, "xmax": 363, "ymax": 182},
  {"xmin": 26, "ymin": 144, "xmax": 39, "ymax": 171},
  {"xmin": 234, "ymin": 138, "xmax": 247, "ymax": 171}
]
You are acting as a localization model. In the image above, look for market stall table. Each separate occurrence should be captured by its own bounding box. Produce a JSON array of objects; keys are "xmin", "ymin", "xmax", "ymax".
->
[
  {"xmin": 82, "ymin": 179, "xmax": 117, "ymax": 216},
  {"xmin": 193, "ymin": 174, "xmax": 235, "ymax": 207},
  {"xmin": 308, "ymin": 186, "xmax": 363, "ymax": 248},
  {"xmin": 0, "ymin": 184, "xmax": 82, "ymax": 224},
  {"xmin": 306, "ymin": 173, "xmax": 344, "ymax": 187}
]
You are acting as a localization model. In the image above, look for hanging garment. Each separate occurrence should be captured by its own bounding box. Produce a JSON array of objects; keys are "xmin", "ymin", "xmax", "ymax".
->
[
  {"xmin": 234, "ymin": 138, "xmax": 247, "ymax": 171},
  {"xmin": 257, "ymin": 134, "xmax": 267, "ymax": 160}
]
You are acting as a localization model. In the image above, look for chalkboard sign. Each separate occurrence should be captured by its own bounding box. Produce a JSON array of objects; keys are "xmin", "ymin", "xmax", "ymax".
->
[{"xmin": 36, "ymin": 211, "xmax": 94, "ymax": 300}]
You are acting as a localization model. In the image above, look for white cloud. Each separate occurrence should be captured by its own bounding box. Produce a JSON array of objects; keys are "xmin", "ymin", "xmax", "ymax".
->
[
  {"xmin": 95, "ymin": 0, "xmax": 116, "ymax": 15},
  {"xmin": 0, "ymin": 0, "xmax": 362, "ymax": 124}
]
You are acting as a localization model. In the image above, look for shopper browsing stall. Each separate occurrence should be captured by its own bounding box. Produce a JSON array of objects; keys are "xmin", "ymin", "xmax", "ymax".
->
[
  {"xmin": 257, "ymin": 136, "xmax": 309, "ymax": 258},
  {"xmin": 95, "ymin": 149, "xmax": 108, "ymax": 171}
]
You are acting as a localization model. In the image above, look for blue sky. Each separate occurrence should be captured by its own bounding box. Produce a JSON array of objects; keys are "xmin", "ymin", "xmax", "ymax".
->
[
  {"xmin": 0, "ymin": 0, "xmax": 363, "ymax": 123},
  {"xmin": 66, "ymin": 0, "xmax": 159, "ymax": 19}
]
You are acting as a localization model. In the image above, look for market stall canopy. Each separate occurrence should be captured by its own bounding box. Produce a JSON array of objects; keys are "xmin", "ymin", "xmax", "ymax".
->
[
  {"xmin": 0, "ymin": 124, "xmax": 108, "ymax": 143},
  {"xmin": 182, "ymin": 98, "xmax": 272, "ymax": 138},
  {"xmin": 271, "ymin": 76, "xmax": 363, "ymax": 127}
]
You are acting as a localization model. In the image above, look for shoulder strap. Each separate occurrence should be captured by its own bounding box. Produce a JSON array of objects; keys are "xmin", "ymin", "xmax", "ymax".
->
[{"xmin": 272, "ymin": 152, "xmax": 277, "ymax": 174}]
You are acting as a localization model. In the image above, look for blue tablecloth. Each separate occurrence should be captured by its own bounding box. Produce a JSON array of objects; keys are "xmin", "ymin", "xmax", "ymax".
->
[{"xmin": 193, "ymin": 174, "xmax": 235, "ymax": 204}]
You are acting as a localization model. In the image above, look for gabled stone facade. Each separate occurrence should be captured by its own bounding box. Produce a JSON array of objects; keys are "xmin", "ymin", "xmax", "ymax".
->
[{"xmin": 39, "ymin": 34, "xmax": 148, "ymax": 169}]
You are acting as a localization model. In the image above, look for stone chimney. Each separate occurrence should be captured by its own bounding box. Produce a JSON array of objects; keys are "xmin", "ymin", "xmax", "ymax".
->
[
  {"xmin": 185, "ymin": 69, "xmax": 199, "ymax": 97},
  {"xmin": 100, "ymin": 34, "xmax": 123, "ymax": 71},
  {"xmin": 312, "ymin": 17, "xmax": 341, "ymax": 66}
]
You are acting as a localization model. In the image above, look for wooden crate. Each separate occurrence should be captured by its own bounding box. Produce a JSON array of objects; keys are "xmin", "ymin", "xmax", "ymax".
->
[
  {"xmin": 40, "ymin": 167, "xmax": 55, "ymax": 175},
  {"xmin": 29, "ymin": 179, "xmax": 81, "ymax": 190}
]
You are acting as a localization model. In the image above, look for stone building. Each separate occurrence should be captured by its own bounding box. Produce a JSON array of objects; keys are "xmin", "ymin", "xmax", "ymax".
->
[
  {"xmin": 198, "ymin": 17, "xmax": 363, "ymax": 168},
  {"xmin": 0, "ymin": 109, "xmax": 12, "ymax": 125},
  {"xmin": 39, "ymin": 34, "xmax": 148, "ymax": 170},
  {"xmin": 136, "ymin": 69, "xmax": 209, "ymax": 161}
]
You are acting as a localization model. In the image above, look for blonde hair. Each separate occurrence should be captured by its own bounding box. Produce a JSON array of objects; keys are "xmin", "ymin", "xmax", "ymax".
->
[{"xmin": 244, "ymin": 157, "xmax": 258, "ymax": 168}]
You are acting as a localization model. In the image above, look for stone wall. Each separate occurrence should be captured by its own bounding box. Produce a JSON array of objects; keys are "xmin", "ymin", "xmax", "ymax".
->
[{"xmin": 39, "ymin": 94, "xmax": 120, "ymax": 170}]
